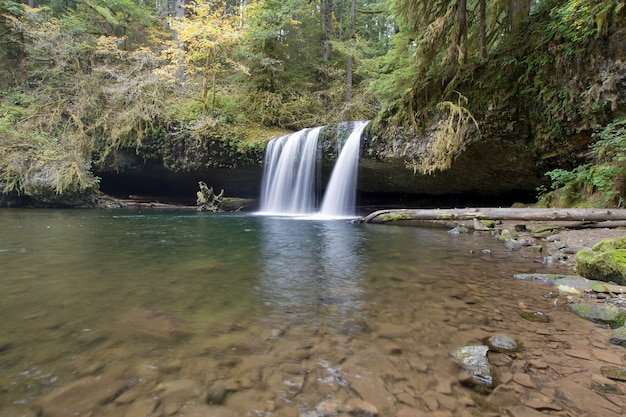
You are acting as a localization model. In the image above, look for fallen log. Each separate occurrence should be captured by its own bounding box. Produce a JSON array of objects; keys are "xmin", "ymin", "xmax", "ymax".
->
[{"xmin": 360, "ymin": 208, "xmax": 626, "ymax": 224}]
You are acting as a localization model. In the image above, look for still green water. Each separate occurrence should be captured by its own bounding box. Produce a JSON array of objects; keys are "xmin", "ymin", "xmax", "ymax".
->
[{"xmin": 0, "ymin": 209, "xmax": 563, "ymax": 410}]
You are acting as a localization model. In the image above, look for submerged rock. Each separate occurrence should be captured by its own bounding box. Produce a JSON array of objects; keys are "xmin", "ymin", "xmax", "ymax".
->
[
  {"xmin": 601, "ymin": 365, "xmax": 626, "ymax": 381},
  {"xmin": 120, "ymin": 306, "xmax": 193, "ymax": 342},
  {"xmin": 449, "ymin": 345, "xmax": 495, "ymax": 389},
  {"xmin": 35, "ymin": 373, "xmax": 135, "ymax": 417},
  {"xmin": 610, "ymin": 326, "xmax": 626, "ymax": 346},
  {"xmin": 520, "ymin": 311, "xmax": 550, "ymax": 323},
  {"xmin": 568, "ymin": 303, "xmax": 626, "ymax": 328},
  {"xmin": 483, "ymin": 333, "xmax": 521, "ymax": 353}
]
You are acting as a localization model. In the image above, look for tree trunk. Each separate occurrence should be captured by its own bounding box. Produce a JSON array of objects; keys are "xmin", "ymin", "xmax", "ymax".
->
[
  {"xmin": 510, "ymin": 0, "xmax": 530, "ymax": 30},
  {"xmin": 458, "ymin": 0, "xmax": 467, "ymax": 64},
  {"xmin": 361, "ymin": 208, "xmax": 626, "ymax": 224},
  {"xmin": 479, "ymin": 0, "xmax": 486, "ymax": 60},
  {"xmin": 322, "ymin": 0, "xmax": 334, "ymax": 61},
  {"xmin": 346, "ymin": 55, "xmax": 353, "ymax": 102},
  {"xmin": 345, "ymin": 0, "xmax": 356, "ymax": 102}
]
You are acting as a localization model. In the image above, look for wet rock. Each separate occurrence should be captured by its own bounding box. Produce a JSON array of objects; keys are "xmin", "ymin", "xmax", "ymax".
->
[
  {"xmin": 512, "ymin": 373, "xmax": 536, "ymax": 389},
  {"xmin": 339, "ymin": 318, "xmax": 370, "ymax": 335},
  {"xmin": 520, "ymin": 311, "xmax": 550, "ymax": 323},
  {"xmin": 448, "ymin": 226, "xmax": 469, "ymax": 234},
  {"xmin": 341, "ymin": 364, "xmax": 397, "ymax": 415},
  {"xmin": 473, "ymin": 218, "xmax": 490, "ymax": 231},
  {"xmin": 507, "ymin": 405, "xmax": 549, "ymax": 417},
  {"xmin": 487, "ymin": 384, "xmax": 518, "ymax": 408},
  {"xmin": 0, "ymin": 408, "xmax": 37, "ymax": 417},
  {"xmin": 563, "ymin": 349, "xmax": 593, "ymax": 360},
  {"xmin": 591, "ymin": 373, "xmax": 622, "ymax": 395},
  {"xmin": 592, "ymin": 348, "xmax": 623, "ymax": 365},
  {"xmin": 36, "ymin": 373, "xmax": 135, "ymax": 417},
  {"xmin": 568, "ymin": 302, "xmax": 626, "ymax": 328},
  {"xmin": 176, "ymin": 404, "xmax": 236, "ymax": 417},
  {"xmin": 314, "ymin": 400, "xmax": 342, "ymax": 416},
  {"xmin": 376, "ymin": 323, "xmax": 410, "ymax": 339},
  {"xmin": 601, "ymin": 365, "xmax": 626, "ymax": 381},
  {"xmin": 205, "ymin": 383, "xmax": 226, "ymax": 405},
  {"xmin": 576, "ymin": 247, "xmax": 626, "ymax": 285},
  {"xmin": 449, "ymin": 345, "xmax": 495, "ymax": 389},
  {"xmin": 609, "ymin": 325, "xmax": 626, "ymax": 346},
  {"xmin": 123, "ymin": 396, "xmax": 159, "ymax": 417},
  {"xmin": 592, "ymin": 282, "xmax": 626, "ymax": 293},
  {"xmin": 345, "ymin": 398, "xmax": 379, "ymax": 416},
  {"xmin": 120, "ymin": 306, "xmax": 192, "ymax": 342},
  {"xmin": 483, "ymin": 333, "xmax": 521, "ymax": 353},
  {"xmin": 154, "ymin": 379, "xmax": 202, "ymax": 404}
]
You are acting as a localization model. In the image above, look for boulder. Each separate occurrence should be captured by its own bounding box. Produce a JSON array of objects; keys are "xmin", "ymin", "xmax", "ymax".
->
[
  {"xmin": 568, "ymin": 303, "xmax": 626, "ymax": 328},
  {"xmin": 449, "ymin": 345, "xmax": 495, "ymax": 389},
  {"xmin": 35, "ymin": 373, "xmax": 134, "ymax": 417},
  {"xmin": 610, "ymin": 326, "xmax": 626, "ymax": 347},
  {"xmin": 483, "ymin": 333, "xmax": 521, "ymax": 353},
  {"xmin": 575, "ymin": 243, "xmax": 626, "ymax": 285},
  {"xmin": 119, "ymin": 306, "xmax": 192, "ymax": 343}
]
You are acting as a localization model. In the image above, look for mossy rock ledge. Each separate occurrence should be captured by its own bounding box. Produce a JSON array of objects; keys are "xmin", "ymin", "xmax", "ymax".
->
[{"xmin": 575, "ymin": 236, "xmax": 626, "ymax": 285}]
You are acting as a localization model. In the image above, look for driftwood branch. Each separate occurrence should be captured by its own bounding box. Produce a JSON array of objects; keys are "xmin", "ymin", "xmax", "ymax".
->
[{"xmin": 360, "ymin": 208, "xmax": 626, "ymax": 225}]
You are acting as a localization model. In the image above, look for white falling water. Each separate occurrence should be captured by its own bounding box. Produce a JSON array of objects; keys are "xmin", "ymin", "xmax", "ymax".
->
[
  {"xmin": 258, "ymin": 127, "xmax": 322, "ymax": 215},
  {"xmin": 258, "ymin": 121, "xmax": 368, "ymax": 218},
  {"xmin": 319, "ymin": 120, "xmax": 369, "ymax": 217}
]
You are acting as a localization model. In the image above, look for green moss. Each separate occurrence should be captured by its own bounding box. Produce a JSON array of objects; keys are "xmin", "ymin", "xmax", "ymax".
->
[
  {"xmin": 469, "ymin": 393, "xmax": 497, "ymax": 410},
  {"xmin": 520, "ymin": 311, "xmax": 551, "ymax": 323},
  {"xmin": 480, "ymin": 220, "xmax": 496, "ymax": 228},
  {"xmin": 380, "ymin": 213, "xmax": 410, "ymax": 222},
  {"xmin": 592, "ymin": 236, "xmax": 626, "ymax": 251},
  {"xmin": 576, "ymin": 249, "xmax": 626, "ymax": 285},
  {"xmin": 530, "ymin": 225, "xmax": 563, "ymax": 234},
  {"xmin": 568, "ymin": 303, "xmax": 626, "ymax": 328}
]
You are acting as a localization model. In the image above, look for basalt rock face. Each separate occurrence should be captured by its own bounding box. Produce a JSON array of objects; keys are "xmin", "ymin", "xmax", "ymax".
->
[
  {"xmin": 356, "ymin": 114, "xmax": 546, "ymax": 206},
  {"xmin": 95, "ymin": 118, "xmax": 545, "ymax": 207},
  {"xmin": 94, "ymin": 137, "xmax": 264, "ymax": 205}
]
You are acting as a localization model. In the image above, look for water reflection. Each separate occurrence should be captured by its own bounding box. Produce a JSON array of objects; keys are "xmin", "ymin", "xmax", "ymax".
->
[{"xmin": 258, "ymin": 217, "xmax": 366, "ymax": 326}]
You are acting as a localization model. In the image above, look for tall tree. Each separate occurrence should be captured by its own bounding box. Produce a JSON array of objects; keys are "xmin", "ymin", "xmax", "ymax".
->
[
  {"xmin": 175, "ymin": 0, "xmax": 242, "ymax": 109},
  {"xmin": 344, "ymin": 0, "xmax": 355, "ymax": 102},
  {"xmin": 479, "ymin": 0, "xmax": 486, "ymax": 59},
  {"xmin": 510, "ymin": 0, "xmax": 530, "ymax": 30},
  {"xmin": 321, "ymin": 0, "xmax": 333, "ymax": 61}
]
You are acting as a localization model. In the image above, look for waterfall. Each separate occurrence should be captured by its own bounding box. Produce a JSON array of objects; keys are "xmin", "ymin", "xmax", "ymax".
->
[
  {"xmin": 259, "ymin": 127, "xmax": 322, "ymax": 215},
  {"xmin": 319, "ymin": 121, "xmax": 369, "ymax": 217},
  {"xmin": 258, "ymin": 121, "xmax": 368, "ymax": 218}
]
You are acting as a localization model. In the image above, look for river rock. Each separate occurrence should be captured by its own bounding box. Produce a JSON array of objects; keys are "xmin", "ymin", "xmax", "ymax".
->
[
  {"xmin": 520, "ymin": 311, "xmax": 550, "ymax": 323},
  {"xmin": 36, "ymin": 373, "xmax": 134, "ymax": 417},
  {"xmin": 205, "ymin": 383, "xmax": 227, "ymax": 405},
  {"xmin": 609, "ymin": 325, "xmax": 626, "ymax": 346},
  {"xmin": 483, "ymin": 333, "xmax": 521, "ymax": 353},
  {"xmin": 601, "ymin": 365, "xmax": 626, "ymax": 381},
  {"xmin": 591, "ymin": 282, "xmax": 626, "ymax": 293},
  {"xmin": 123, "ymin": 396, "xmax": 160, "ymax": 417},
  {"xmin": 154, "ymin": 379, "xmax": 202, "ymax": 404},
  {"xmin": 507, "ymin": 405, "xmax": 550, "ymax": 417},
  {"xmin": 449, "ymin": 345, "xmax": 495, "ymax": 389},
  {"xmin": 120, "ymin": 306, "xmax": 192, "ymax": 342},
  {"xmin": 568, "ymin": 302, "xmax": 626, "ymax": 328},
  {"xmin": 575, "ymin": 248, "xmax": 626, "ymax": 285},
  {"xmin": 341, "ymin": 364, "xmax": 397, "ymax": 415}
]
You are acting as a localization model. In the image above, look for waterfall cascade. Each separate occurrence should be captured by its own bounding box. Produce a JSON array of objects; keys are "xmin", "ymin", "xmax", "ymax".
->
[{"xmin": 258, "ymin": 121, "xmax": 369, "ymax": 218}]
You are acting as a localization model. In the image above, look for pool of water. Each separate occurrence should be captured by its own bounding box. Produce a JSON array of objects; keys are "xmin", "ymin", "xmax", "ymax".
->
[{"xmin": 0, "ymin": 209, "xmax": 623, "ymax": 416}]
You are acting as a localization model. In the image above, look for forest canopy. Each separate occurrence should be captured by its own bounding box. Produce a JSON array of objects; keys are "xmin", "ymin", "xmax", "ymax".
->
[{"xmin": 0, "ymin": 0, "xmax": 624, "ymax": 206}]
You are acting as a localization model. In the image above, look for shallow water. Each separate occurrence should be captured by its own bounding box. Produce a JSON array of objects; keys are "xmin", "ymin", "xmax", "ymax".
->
[{"xmin": 0, "ymin": 209, "xmax": 624, "ymax": 416}]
